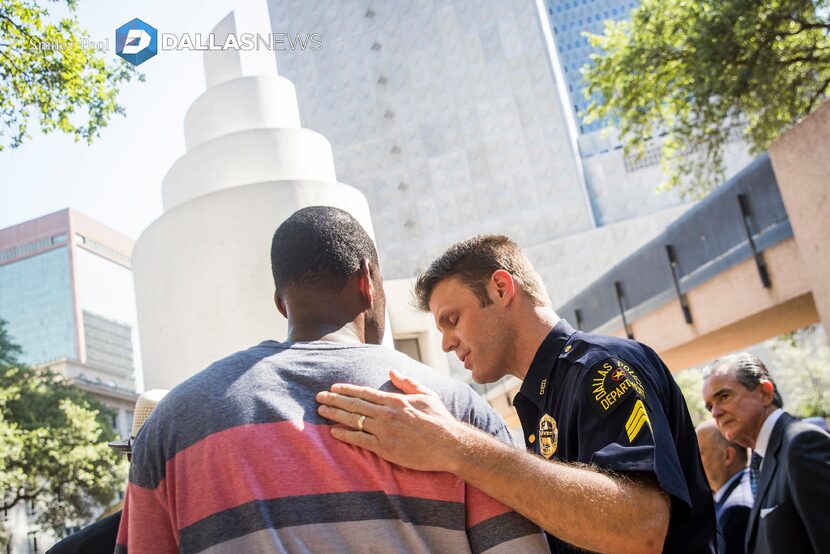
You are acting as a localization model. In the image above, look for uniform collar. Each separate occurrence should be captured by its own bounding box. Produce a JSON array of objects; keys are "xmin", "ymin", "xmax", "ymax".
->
[{"xmin": 515, "ymin": 319, "xmax": 576, "ymax": 411}]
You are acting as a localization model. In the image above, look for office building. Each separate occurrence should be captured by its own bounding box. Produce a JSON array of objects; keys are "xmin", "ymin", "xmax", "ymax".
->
[{"xmin": 0, "ymin": 208, "xmax": 139, "ymax": 429}]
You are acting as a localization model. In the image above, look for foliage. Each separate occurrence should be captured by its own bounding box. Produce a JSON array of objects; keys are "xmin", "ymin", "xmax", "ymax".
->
[
  {"xmin": 583, "ymin": 0, "xmax": 830, "ymax": 198},
  {"xmin": 673, "ymin": 367, "xmax": 709, "ymax": 427},
  {"xmin": 769, "ymin": 324, "xmax": 830, "ymax": 418},
  {"xmin": 0, "ymin": 320, "xmax": 128, "ymax": 540},
  {"xmin": 0, "ymin": 0, "xmax": 141, "ymax": 150}
]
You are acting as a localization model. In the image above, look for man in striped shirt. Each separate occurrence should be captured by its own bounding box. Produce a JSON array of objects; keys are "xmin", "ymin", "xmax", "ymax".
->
[{"xmin": 116, "ymin": 206, "xmax": 548, "ymax": 553}]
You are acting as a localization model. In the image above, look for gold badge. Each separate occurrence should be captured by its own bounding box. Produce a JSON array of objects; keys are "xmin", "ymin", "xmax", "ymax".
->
[{"xmin": 538, "ymin": 414, "xmax": 558, "ymax": 459}]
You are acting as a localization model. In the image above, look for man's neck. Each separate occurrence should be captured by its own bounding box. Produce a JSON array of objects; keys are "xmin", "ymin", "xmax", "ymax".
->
[
  {"xmin": 714, "ymin": 467, "xmax": 744, "ymax": 499},
  {"xmin": 286, "ymin": 321, "xmax": 363, "ymax": 344},
  {"xmin": 512, "ymin": 307, "xmax": 560, "ymax": 381}
]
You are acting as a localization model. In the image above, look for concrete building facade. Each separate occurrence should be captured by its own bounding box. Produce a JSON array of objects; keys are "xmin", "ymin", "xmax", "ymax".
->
[
  {"xmin": 268, "ymin": 0, "xmax": 596, "ymax": 280},
  {"xmin": 558, "ymin": 101, "xmax": 830, "ymax": 370}
]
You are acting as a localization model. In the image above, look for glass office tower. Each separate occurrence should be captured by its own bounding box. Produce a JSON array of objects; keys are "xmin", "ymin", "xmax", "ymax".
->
[
  {"xmin": 0, "ymin": 208, "xmax": 140, "ymax": 392},
  {"xmin": 544, "ymin": 0, "xmax": 639, "ymax": 134}
]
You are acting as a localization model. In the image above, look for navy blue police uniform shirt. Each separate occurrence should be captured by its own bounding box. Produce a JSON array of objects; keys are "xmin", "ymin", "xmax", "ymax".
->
[{"xmin": 513, "ymin": 320, "xmax": 717, "ymax": 553}]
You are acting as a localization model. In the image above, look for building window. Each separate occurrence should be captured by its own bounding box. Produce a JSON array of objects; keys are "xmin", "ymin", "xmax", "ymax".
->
[
  {"xmin": 624, "ymin": 146, "xmax": 662, "ymax": 171},
  {"xmin": 393, "ymin": 338, "xmax": 422, "ymax": 362},
  {"xmin": 28, "ymin": 531, "xmax": 39, "ymax": 553},
  {"xmin": 26, "ymin": 499, "xmax": 36, "ymax": 516}
]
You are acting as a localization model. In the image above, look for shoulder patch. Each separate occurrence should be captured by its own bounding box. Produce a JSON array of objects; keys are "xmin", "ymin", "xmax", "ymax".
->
[{"xmin": 586, "ymin": 357, "xmax": 646, "ymax": 419}]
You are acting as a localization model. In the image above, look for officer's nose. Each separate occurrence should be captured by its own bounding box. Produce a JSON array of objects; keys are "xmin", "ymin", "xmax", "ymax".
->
[
  {"xmin": 710, "ymin": 404, "xmax": 724, "ymax": 419},
  {"xmin": 441, "ymin": 332, "xmax": 458, "ymax": 353}
]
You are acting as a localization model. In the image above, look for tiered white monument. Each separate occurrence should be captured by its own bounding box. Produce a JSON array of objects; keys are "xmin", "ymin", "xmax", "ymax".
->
[{"xmin": 134, "ymin": 13, "xmax": 378, "ymax": 390}]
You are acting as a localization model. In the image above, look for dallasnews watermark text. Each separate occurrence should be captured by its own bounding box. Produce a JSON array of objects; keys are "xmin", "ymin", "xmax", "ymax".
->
[{"xmin": 161, "ymin": 32, "xmax": 322, "ymax": 51}]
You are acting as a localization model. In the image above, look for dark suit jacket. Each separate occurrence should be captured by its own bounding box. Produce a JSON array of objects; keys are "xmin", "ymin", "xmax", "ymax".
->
[
  {"xmin": 746, "ymin": 412, "xmax": 830, "ymax": 554},
  {"xmin": 716, "ymin": 468, "xmax": 752, "ymax": 554},
  {"xmin": 46, "ymin": 510, "xmax": 121, "ymax": 554}
]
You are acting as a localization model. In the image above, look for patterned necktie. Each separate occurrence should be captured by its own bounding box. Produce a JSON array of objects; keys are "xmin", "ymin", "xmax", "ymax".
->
[{"xmin": 750, "ymin": 452, "xmax": 763, "ymax": 497}]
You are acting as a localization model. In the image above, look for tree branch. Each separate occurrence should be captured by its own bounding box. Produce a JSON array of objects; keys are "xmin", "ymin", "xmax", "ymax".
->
[
  {"xmin": 4, "ymin": 490, "xmax": 23, "ymax": 510},
  {"xmin": 0, "ymin": 13, "xmax": 34, "ymax": 42},
  {"xmin": 788, "ymin": 16, "xmax": 830, "ymax": 33},
  {"xmin": 806, "ymin": 75, "xmax": 830, "ymax": 114},
  {"xmin": 0, "ymin": 48, "xmax": 33, "ymax": 80},
  {"xmin": 779, "ymin": 52, "xmax": 830, "ymax": 65}
]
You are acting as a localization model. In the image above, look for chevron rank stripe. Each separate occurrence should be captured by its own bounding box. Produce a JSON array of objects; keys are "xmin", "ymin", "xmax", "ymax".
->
[{"xmin": 625, "ymin": 398, "xmax": 650, "ymax": 443}]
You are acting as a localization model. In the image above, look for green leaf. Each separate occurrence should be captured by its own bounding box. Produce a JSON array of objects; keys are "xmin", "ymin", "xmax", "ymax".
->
[
  {"xmin": 0, "ymin": 0, "xmax": 142, "ymax": 150},
  {"xmin": 0, "ymin": 319, "xmax": 128, "ymax": 540},
  {"xmin": 582, "ymin": 0, "xmax": 830, "ymax": 197}
]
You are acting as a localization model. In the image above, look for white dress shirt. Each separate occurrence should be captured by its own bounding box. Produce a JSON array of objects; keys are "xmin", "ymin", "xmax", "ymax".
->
[{"xmin": 753, "ymin": 407, "xmax": 784, "ymax": 469}]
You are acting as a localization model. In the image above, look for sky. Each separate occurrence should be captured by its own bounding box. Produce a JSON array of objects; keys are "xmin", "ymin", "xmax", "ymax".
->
[{"xmin": 0, "ymin": 0, "xmax": 273, "ymax": 239}]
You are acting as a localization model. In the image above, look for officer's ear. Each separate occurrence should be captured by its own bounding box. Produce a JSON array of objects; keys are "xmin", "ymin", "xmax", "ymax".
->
[{"xmin": 489, "ymin": 270, "xmax": 516, "ymax": 306}]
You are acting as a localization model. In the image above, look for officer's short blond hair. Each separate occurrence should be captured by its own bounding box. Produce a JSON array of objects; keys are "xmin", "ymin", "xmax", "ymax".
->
[{"xmin": 414, "ymin": 235, "xmax": 550, "ymax": 311}]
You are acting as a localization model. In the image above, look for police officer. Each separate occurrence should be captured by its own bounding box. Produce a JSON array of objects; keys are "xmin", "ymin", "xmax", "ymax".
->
[{"xmin": 316, "ymin": 235, "xmax": 717, "ymax": 553}]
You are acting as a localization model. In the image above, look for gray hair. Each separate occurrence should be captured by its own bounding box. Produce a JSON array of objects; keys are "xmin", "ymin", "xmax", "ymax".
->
[{"xmin": 703, "ymin": 352, "xmax": 783, "ymax": 408}]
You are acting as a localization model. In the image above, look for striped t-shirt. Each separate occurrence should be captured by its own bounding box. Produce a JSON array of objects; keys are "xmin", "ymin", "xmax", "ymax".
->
[{"xmin": 116, "ymin": 340, "xmax": 549, "ymax": 553}]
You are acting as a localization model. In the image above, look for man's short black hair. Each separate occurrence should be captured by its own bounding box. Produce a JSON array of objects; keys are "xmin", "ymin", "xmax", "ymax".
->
[{"xmin": 271, "ymin": 206, "xmax": 378, "ymax": 293}]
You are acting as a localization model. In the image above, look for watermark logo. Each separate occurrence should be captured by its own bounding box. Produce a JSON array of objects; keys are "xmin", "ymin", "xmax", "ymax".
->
[{"xmin": 115, "ymin": 18, "xmax": 158, "ymax": 66}]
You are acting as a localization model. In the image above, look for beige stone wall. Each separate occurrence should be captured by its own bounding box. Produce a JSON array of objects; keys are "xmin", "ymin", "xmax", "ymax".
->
[
  {"xmin": 769, "ymin": 101, "xmax": 830, "ymax": 344},
  {"xmin": 625, "ymin": 239, "xmax": 818, "ymax": 371}
]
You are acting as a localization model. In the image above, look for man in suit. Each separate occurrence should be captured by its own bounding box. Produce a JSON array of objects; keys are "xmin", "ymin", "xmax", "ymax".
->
[
  {"xmin": 696, "ymin": 420, "xmax": 753, "ymax": 554},
  {"xmin": 702, "ymin": 352, "xmax": 830, "ymax": 554}
]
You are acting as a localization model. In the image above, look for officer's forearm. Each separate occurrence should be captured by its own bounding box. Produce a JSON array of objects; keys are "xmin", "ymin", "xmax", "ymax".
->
[{"xmin": 446, "ymin": 424, "xmax": 670, "ymax": 554}]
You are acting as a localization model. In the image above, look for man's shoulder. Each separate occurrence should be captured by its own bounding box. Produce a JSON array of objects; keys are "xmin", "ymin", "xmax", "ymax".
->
[
  {"xmin": 564, "ymin": 332, "xmax": 660, "ymax": 373},
  {"xmin": 780, "ymin": 414, "xmax": 830, "ymax": 459},
  {"xmin": 355, "ymin": 348, "xmax": 511, "ymax": 439},
  {"xmin": 173, "ymin": 341, "xmax": 281, "ymax": 390}
]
